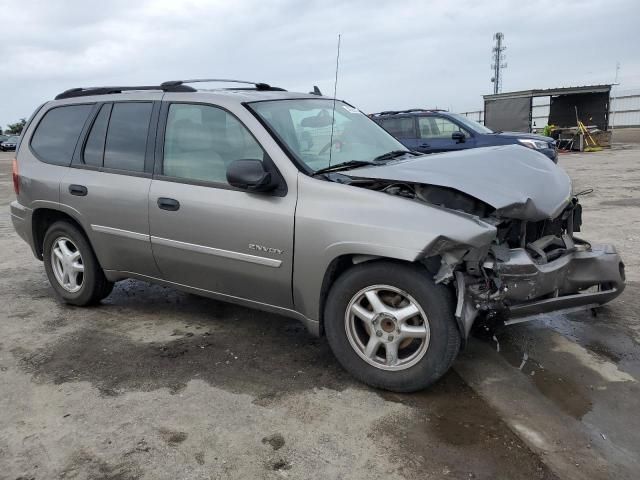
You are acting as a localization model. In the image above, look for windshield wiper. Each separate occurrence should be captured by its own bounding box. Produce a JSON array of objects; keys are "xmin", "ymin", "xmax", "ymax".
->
[
  {"xmin": 372, "ymin": 150, "xmax": 414, "ymax": 162},
  {"xmin": 313, "ymin": 160, "xmax": 377, "ymax": 176}
]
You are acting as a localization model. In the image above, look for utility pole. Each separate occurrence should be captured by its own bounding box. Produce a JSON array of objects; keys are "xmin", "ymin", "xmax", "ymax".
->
[
  {"xmin": 610, "ymin": 61, "xmax": 621, "ymax": 138},
  {"xmin": 490, "ymin": 32, "xmax": 507, "ymax": 94}
]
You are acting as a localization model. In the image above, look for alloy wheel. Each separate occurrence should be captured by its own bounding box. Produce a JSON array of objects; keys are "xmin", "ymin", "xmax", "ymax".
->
[
  {"xmin": 50, "ymin": 236, "xmax": 84, "ymax": 293},
  {"xmin": 344, "ymin": 284, "xmax": 430, "ymax": 371}
]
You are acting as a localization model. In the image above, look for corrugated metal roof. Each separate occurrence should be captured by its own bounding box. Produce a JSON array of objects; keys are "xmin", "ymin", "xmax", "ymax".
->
[{"xmin": 484, "ymin": 84, "xmax": 612, "ymax": 100}]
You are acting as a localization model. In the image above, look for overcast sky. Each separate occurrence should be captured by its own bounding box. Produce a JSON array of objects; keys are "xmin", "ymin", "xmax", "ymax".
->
[{"xmin": 1, "ymin": 0, "xmax": 639, "ymax": 128}]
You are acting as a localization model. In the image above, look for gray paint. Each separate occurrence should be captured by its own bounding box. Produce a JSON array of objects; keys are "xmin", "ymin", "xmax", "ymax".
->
[{"xmin": 348, "ymin": 145, "xmax": 572, "ymax": 221}]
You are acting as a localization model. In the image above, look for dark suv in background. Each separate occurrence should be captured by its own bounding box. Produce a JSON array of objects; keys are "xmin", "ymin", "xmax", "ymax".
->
[{"xmin": 372, "ymin": 109, "xmax": 558, "ymax": 162}]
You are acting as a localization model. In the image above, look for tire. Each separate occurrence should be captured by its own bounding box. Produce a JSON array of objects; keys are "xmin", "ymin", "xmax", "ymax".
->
[
  {"xmin": 43, "ymin": 220, "xmax": 114, "ymax": 306},
  {"xmin": 324, "ymin": 261, "xmax": 460, "ymax": 392}
]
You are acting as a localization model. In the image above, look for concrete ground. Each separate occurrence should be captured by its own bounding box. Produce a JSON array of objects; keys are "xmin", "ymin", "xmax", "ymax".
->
[{"xmin": 0, "ymin": 147, "xmax": 638, "ymax": 480}]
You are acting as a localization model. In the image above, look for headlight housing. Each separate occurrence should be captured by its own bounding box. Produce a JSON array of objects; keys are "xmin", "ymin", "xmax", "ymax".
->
[{"xmin": 518, "ymin": 138, "xmax": 548, "ymax": 150}]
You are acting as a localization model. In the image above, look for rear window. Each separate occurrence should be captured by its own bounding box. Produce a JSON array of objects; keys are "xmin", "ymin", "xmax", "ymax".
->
[
  {"xmin": 378, "ymin": 117, "xmax": 415, "ymax": 139},
  {"xmin": 83, "ymin": 104, "xmax": 111, "ymax": 167},
  {"xmin": 103, "ymin": 102, "xmax": 153, "ymax": 172},
  {"xmin": 30, "ymin": 104, "xmax": 93, "ymax": 165}
]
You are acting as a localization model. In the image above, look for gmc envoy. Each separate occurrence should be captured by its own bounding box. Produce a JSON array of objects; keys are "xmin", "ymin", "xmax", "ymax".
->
[{"xmin": 10, "ymin": 79, "xmax": 625, "ymax": 392}]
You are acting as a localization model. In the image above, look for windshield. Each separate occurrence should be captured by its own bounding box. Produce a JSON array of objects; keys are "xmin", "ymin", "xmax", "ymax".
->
[
  {"xmin": 447, "ymin": 113, "xmax": 493, "ymax": 134},
  {"xmin": 248, "ymin": 99, "xmax": 407, "ymax": 172},
  {"xmin": 8, "ymin": 136, "xmax": 19, "ymax": 142}
]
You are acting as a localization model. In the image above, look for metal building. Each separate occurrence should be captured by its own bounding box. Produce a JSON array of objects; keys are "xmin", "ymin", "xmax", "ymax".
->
[{"xmin": 483, "ymin": 85, "xmax": 612, "ymax": 133}]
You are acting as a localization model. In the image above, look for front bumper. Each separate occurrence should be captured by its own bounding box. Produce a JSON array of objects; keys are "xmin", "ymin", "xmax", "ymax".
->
[
  {"xmin": 497, "ymin": 243, "xmax": 625, "ymax": 318},
  {"xmin": 455, "ymin": 241, "xmax": 625, "ymax": 337}
]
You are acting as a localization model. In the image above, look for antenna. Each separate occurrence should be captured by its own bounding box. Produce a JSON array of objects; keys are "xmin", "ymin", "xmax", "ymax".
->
[
  {"xmin": 490, "ymin": 32, "xmax": 507, "ymax": 94},
  {"xmin": 328, "ymin": 33, "xmax": 341, "ymax": 168}
]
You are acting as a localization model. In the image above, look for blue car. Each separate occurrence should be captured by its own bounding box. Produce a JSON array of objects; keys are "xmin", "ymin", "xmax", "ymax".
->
[{"xmin": 372, "ymin": 109, "xmax": 558, "ymax": 163}]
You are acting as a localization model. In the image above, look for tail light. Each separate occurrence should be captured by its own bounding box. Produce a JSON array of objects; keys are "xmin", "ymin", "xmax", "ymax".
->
[{"xmin": 12, "ymin": 158, "xmax": 19, "ymax": 195}]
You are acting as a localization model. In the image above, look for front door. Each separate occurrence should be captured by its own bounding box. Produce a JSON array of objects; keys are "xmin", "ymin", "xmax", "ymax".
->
[
  {"xmin": 148, "ymin": 102, "xmax": 295, "ymax": 308},
  {"xmin": 416, "ymin": 116, "xmax": 475, "ymax": 153}
]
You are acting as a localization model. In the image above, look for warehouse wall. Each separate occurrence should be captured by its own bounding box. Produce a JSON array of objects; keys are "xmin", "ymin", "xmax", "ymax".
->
[{"xmin": 460, "ymin": 88, "xmax": 640, "ymax": 142}]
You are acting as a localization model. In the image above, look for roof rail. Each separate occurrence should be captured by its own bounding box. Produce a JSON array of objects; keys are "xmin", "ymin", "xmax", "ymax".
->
[
  {"xmin": 54, "ymin": 78, "xmax": 285, "ymax": 100},
  {"xmin": 54, "ymin": 83, "xmax": 196, "ymax": 100},
  {"xmin": 370, "ymin": 108, "xmax": 448, "ymax": 116},
  {"xmin": 160, "ymin": 79, "xmax": 286, "ymax": 91}
]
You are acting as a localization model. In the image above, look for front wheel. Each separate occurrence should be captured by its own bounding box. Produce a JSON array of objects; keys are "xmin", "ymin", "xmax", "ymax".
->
[{"xmin": 324, "ymin": 261, "xmax": 460, "ymax": 392}]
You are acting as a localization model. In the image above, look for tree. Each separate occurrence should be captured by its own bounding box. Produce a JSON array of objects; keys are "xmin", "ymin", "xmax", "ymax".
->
[{"xmin": 6, "ymin": 118, "xmax": 27, "ymax": 135}]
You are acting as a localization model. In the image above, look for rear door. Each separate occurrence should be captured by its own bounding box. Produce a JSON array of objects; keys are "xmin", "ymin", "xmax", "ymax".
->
[
  {"xmin": 60, "ymin": 97, "xmax": 161, "ymax": 277},
  {"xmin": 377, "ymin": 116, "xmax": 419, "ymax": 150},
  {"xmin": 416, "ymin": 115, "xmax": 475, "ymax": 153},
  {"xmin": 148, "ymin": 101, "xmax": 295, "ymax": 308}
]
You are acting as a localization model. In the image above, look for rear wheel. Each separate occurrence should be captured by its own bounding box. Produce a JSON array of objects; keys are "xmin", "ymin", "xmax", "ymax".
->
[
  {"xmin": 324, "ymin": 261, "xmax": 460, "ymax": 392},
  {"xmin": 43, "ymin": 221, "xmax": 113, "ymax": 305}
]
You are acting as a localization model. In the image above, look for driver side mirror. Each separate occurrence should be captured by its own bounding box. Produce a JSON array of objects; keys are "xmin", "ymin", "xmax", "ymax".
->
[
  {"xmin": 226, "ymin": 159, "xmax": 276, "ymax": 193},
  {"xmin": 452, "ymin": 131, "xmax": 466, "ymax": 143}
]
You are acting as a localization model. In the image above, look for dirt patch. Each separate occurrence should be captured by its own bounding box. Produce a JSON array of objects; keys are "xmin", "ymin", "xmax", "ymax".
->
[
  {"xmin": 262, "ymin": 433, "xmax": 285, "ymax": 451},
  {"xmin": 159, "ymin": 428, "xmax": 188, "ymax": 446},
  {"xmin": 270, "ymin": 458, "xmax": 292, "ymax": 471},
  {"xmin": 59, "ymin": 450, "xmax": 141, "ymax": 480}
]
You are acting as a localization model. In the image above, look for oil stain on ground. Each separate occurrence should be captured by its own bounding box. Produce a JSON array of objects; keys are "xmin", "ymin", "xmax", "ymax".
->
[
  {"xmin": 374, "ymin": 371, "xmax": 558, "ymax": 479},
  {"xmin": 491, "ymin": 331, "xmax": 593, "ymax": 420},
  {"xmin": 11, "ymin": 294, "xmax": 353, "ymax": 400}
]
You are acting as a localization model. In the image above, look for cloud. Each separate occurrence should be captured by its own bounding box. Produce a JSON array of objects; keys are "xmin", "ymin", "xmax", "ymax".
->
[{"xmin": 1, "ymin": 0, "xmax": 639, "ymax": 127}]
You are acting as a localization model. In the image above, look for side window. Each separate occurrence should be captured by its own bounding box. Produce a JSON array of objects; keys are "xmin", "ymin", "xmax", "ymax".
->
[
  {"xmin": 418, "ymin": 116, "xmax": 468, "ymax": 139},
  {"xmin": 83, "ymin": 104, "xmax": 111, "ymax": 167},
  {"xmin": 30, "ymin": 104, "xmax": 93, "ymax": 165},
  {"xmin": 378, "ymin": 117, "xmax": 415, "ymax": 139},
  {"xmin": 103, "ymin": 102, "xmax": 153, "ymax": 172},
  {"xmin": 163, "ymin": 103, "xmax": 265, "ymax": 184}
]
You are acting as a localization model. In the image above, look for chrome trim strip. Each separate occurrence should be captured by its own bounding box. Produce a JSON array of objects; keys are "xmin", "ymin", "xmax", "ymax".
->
[
  {"xmin": 150, "ymin": 235, "xmax": 282, "ymax": 268},
  {"xmin": 91, "ymin": 224, "xmax": 150, "ymax": 242}
]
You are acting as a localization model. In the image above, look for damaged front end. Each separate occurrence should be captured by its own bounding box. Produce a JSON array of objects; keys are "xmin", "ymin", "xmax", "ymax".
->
[
  {"xmin": 344, "ymin": 173, "xmax": 625, "ymax": 340},
  {"xmin": 342, "ymin": 146, "xmax": 626, "ymax": 339},
  {"xmin": 444, "ymin": 198, "xmax": 626, "ymax": 338}
]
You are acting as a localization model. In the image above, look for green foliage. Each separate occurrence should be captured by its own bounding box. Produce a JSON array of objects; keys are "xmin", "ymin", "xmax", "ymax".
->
[
  {"xmin": 542, "ymin": 124, "xmax": 555, "ymax": 137},
  {"xmin": 6, "ymin": 118, "xmax": 27, "ymax": 135}
]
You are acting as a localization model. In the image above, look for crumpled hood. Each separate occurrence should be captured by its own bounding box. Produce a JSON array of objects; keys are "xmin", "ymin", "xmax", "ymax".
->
[{"xmin": 348, "ymin": 145, "xmax": 572, "ymax": 221}]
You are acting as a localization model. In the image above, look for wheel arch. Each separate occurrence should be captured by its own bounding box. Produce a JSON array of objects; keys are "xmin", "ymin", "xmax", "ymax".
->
[
  {"xmin": 32, "ymin": 207, "xmax": 90, "ymax": 260},
  {"xmin": 317, "ymin": 254, "xmax": 441, "ymax": 336}
]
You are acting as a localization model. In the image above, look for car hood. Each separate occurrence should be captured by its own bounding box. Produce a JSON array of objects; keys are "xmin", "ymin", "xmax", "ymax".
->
[
  {"xmin": 494, "ymin": 131, "xmax": 554, "ymax": 143},
  {"xmin": 348, "ymin": 145, "xmax": 572, "ymax": 221}
]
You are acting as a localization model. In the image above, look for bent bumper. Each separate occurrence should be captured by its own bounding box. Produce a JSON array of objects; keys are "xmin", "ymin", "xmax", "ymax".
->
[
  {"xmin": 455, "ymin": 242, "xmax": 625, "ymax": 338},
  {"xmin": 497, "ymin": 243, "xmax": 625, "ymax": 319}
]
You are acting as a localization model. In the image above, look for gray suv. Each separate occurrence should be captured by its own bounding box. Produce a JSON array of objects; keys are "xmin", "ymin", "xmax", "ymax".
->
[{"xmin": 10, "ymin": 79, "xmax": 625, "ymax": 392}]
